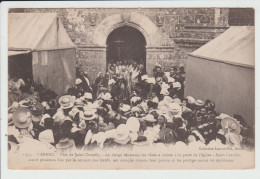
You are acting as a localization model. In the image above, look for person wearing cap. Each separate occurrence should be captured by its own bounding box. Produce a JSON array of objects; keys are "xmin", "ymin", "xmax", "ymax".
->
[
  {"xmin": 30, "ymin": 102, "xmax": 45, "ymax": 140},
  {"xmin": 56, "ymin": 137, "xmax": 76, "ymax": 153},
  {"xmin": 68, "ymin": 78, "xmax": 85, "ymax": 98},
  {"xmin": 57, "ymin": 95, "xmax": 76, "ymax": 117},
  {"xmin": 153, "ymin": 64, "xmax": 164, "ymax": 79}
]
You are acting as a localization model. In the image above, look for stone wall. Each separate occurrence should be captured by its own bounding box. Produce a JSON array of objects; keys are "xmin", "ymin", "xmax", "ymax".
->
[{"xmin": 12, "ymin": 8, "xmax": 230, "ymax": 82}]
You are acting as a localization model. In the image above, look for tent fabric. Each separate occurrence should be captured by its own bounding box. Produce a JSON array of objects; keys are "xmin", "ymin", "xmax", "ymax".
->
[
  {"xmin": 8, "ymin": 50, "xmax": 30, "ymax": 56},
  {"xmin": 190, "ymin": 26, "xmax": 255, "ymax": 68},
  {"xmin": 8, "ymin": 13, "xmax": 76, "ymax": 51},
  {"xmin": 32, "ymin": 49, "xmax": 76, "ymax": 95},
  {"xmin": 8, "ymin": 13, "xmax": 77, "ymax": 95},
  {"xmin": 185, "ymin": 26, "xmax": 255, "ymax": 128},
  {"xmin": 184, "ymin": 56, "xmax": 254, "ymax": 127}
]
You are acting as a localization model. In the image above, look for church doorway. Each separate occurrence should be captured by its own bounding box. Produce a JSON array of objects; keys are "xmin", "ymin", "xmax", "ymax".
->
[{"xmin": 106, "ymin": 25, "xmax": 146, "ymax": 68}]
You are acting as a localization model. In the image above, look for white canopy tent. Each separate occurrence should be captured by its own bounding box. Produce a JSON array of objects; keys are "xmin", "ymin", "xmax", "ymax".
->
[
  {"xmin": 8, "ymin": 13, "xmax": 77, "ymax": 95},
  {"xmin": 185, "ymin": 26, "xmax": 255, "ymax": 127}
]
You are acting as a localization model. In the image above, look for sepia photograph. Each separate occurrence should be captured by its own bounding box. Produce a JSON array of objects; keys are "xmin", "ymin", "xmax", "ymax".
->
[{"xmin": 4, "ymin": 5, "xmax": 255, "ymax": 170}]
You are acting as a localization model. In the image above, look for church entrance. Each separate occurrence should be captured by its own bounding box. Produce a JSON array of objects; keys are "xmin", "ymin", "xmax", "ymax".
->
[{"xmin": 106, "ymin": 25, "xmax": 146, "ymax": 67}]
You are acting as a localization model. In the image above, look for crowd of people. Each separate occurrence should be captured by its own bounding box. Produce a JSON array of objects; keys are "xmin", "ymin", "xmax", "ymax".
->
[{"xmin": 8, "ymin": 61, "xmax": 254, "ymax": 153}]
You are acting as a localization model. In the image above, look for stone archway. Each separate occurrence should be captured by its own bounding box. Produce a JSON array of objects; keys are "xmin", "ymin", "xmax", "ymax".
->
[
  {"xmin": 85, "ymin": 12, "xmax": 177, "ymax": 82},
  {"xmin": 91, "ymin": 12, "xmax": 164, "ymax": 77},
  {"xmin": 106, "ymin": 25, "xmax": 147, "ymax": 65},
  {"xmin": 93, "ymin": 12, "xmax": 159, "ymax": 47}
]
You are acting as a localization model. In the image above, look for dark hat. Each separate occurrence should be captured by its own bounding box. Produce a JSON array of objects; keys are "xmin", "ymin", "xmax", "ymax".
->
[
  {"xmin": 206, "ymin": 102, "xmax": 215, "ymax": 111},
  {"xmin": 30, "ymin": 102, "xmax": 44, "ymax": 122},
  {"xmin": 44, "ymin": 118, "xmax": 54, "ymax": 129},
  {"xmin": 61, "ymin": 120, "xmax": 73, "ymax": 131},
  {"xmin": 176, "ymin": 128, "xmax": 188, "ymax": 142},
  {"xmin": 172, "ymin": 117, "xmax": 183, "ymax": 129},
  {"xmin": 30, "ymin": 102, "xmax": 44, "ymax": 116}
]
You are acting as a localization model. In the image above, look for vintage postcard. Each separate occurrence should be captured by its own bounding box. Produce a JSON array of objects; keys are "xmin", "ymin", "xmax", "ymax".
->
[{"xmin": 4, "ymin": 5, "xmax": 255, "ymax": 170}]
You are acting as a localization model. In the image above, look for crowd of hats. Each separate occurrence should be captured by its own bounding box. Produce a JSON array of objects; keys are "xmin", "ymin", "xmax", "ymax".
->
[{"xmin": 8, "ymin": 64, "xmax": 254, "ymax": 153}]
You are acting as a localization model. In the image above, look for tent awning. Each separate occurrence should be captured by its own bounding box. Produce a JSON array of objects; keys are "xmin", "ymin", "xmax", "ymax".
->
[
  {"xmin": 8, "ymin": 50, "xmax": 31, "ymax": 56},
  {"xmin": 190, "ymin": 26, "xmax": 255, "ymax": 68},
  {"xmin": 8, "ymin": 13, "xmax": 76, "ymax": 51}
]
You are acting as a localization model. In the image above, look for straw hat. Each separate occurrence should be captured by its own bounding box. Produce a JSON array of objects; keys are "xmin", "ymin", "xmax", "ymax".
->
[
  {"xmin": 167, "ymin": 103, "xmax": 182, "ymax": 116},
  {"xmin": 194, "ymin": 99, "xmax": 205, "ymax": 106},
  {"xmin": 143, "ymin": 114, "xmax": 157, "ymax": 123},
  {"xmin": 56, "ymin": 138, "xmax": 74, "ymax": 150},
  {"xmin": 186, "ymin": 96, "xmax": 195, "ymax": 104},
  {"xmin": 221, "ymin": 117, "xmax": 241, "ymax": 134},
  {"xmin": 126, "ymin": 117, "xmax": 140, "ymax": 132},
  {"xmin": 131, "ymin": 106, "xmax": 142, "ymax": 113},
  {"xmin": 59, "ymin": 95, "xmax": 75, "ymax": 109},
  {"xmin": 119, "ymin": 104, "xmax": 131, "ymax": 113},
  {"xmin": 80, "ymin": 109, "xmax": 97, "ymax": 121},
  {"xmin": 12, "ymin": 107, "xmax": 32, "ymax": 129},
  {"xmin": 114, "ymin": 124, "xmax": 130, "ymax": 141}
]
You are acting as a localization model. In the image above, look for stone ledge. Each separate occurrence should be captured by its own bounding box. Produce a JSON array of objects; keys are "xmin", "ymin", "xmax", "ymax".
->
[
  {"xmin": 184, "ymin": 24, "xmax": 230, "ymax": 29},
  {"xmin": 172, "ymin": 38, "xmax": 211, "ymax": 48}
]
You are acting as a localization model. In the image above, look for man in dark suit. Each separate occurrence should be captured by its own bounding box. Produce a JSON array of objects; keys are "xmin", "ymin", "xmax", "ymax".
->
[{"xmin": 80, "ymin": 71, "xmax": 93, "ymax": 93}]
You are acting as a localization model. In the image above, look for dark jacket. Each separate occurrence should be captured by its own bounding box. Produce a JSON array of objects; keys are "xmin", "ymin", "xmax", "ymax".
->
[{"xmin": 80, "ymin": 75, "xmax": 92, "ymax": 92}]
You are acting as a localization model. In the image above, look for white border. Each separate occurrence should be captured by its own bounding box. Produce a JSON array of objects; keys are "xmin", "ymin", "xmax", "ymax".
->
[{"xmin": 1, "ymin": 1, "xmax": 260, "ymax": 179}]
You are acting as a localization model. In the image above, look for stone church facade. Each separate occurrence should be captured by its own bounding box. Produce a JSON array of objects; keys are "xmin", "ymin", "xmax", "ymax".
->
[{"xmin": 15, "ymin": 8, "xmax": 230, "ymax": 81}]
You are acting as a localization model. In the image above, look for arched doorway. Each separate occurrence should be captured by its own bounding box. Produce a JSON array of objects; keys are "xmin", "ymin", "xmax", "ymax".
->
[{"xmin": 106, "ymin": 25, "xmax": 146, "ymax": 67}]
